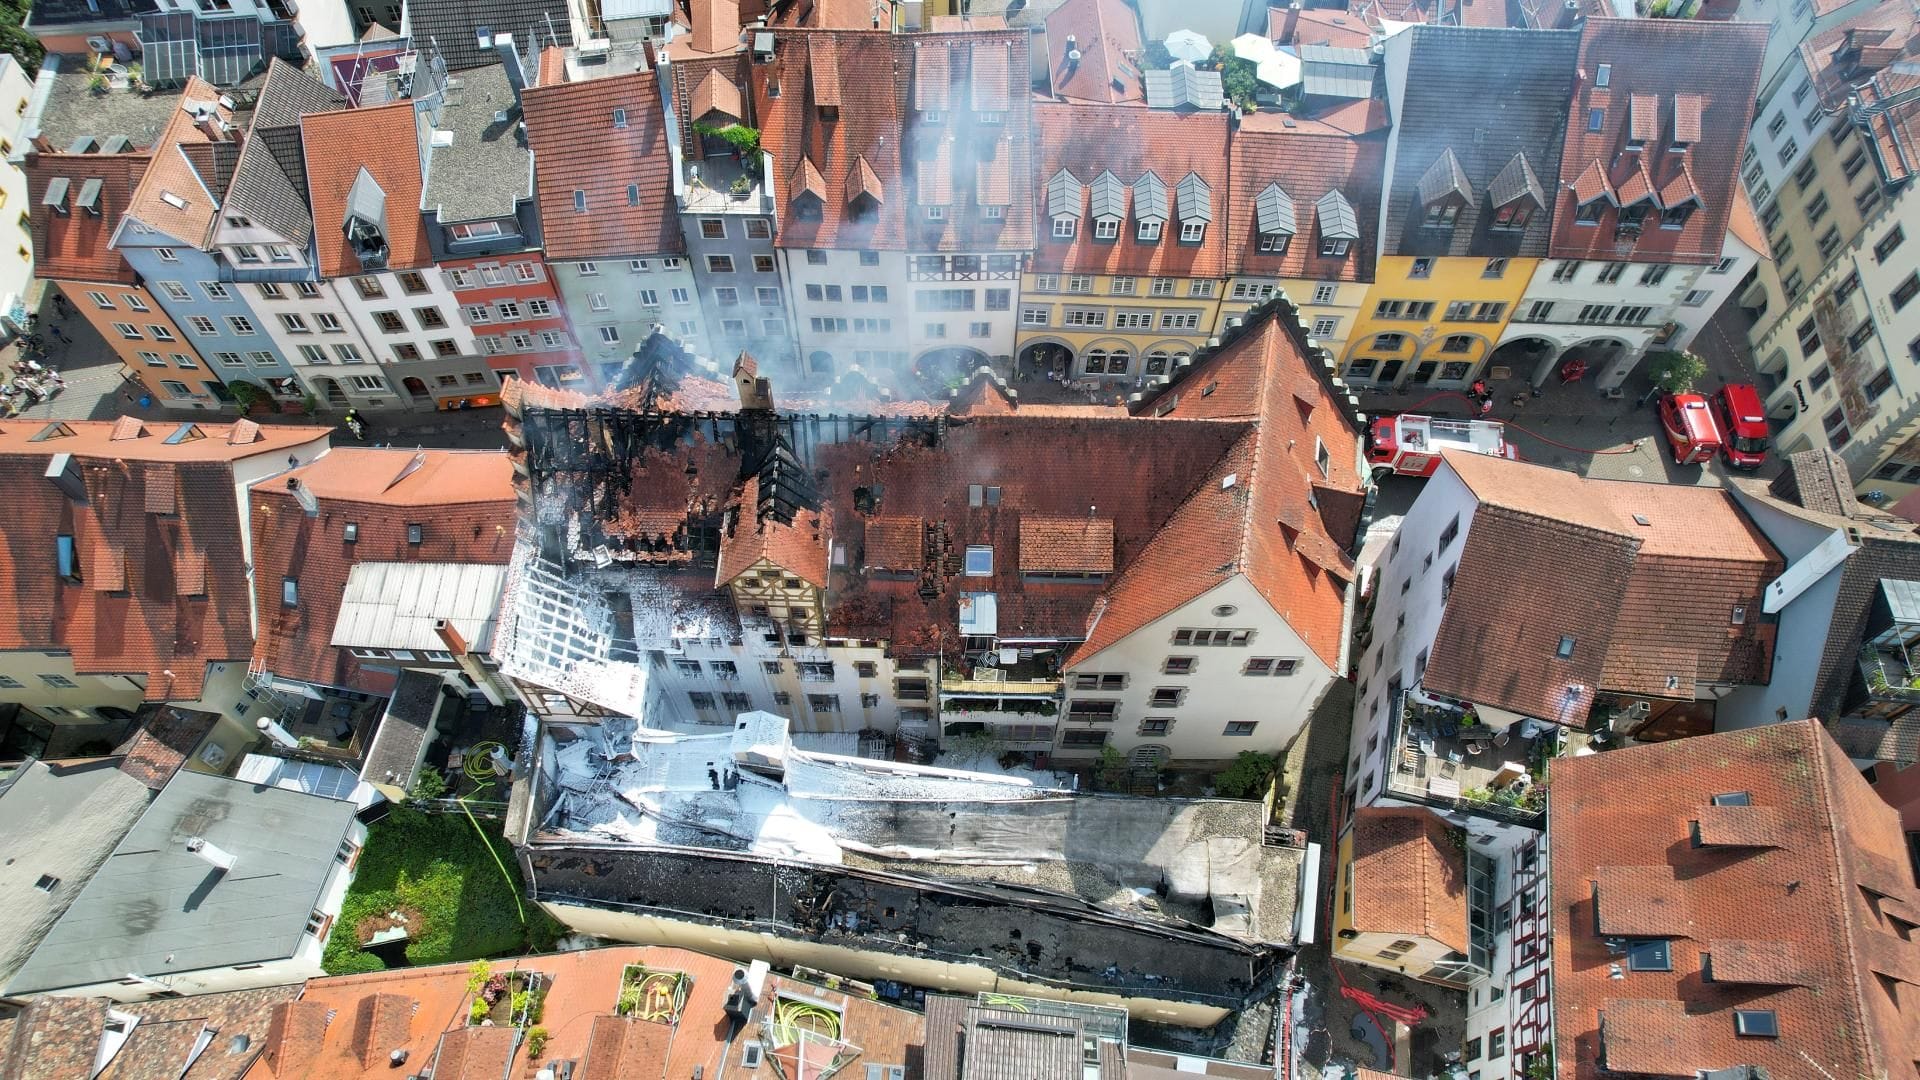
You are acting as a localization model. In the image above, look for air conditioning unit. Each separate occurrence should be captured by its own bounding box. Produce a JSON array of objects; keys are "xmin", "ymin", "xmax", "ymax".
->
[{"xmin": 86, "ymin": 36, "xmax": 110, "ymax": 54}]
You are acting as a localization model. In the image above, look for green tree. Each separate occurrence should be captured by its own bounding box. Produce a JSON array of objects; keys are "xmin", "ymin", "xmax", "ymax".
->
[
  {"xmin": 1646, "ymin": 349, "xmax": 1707, "ymax": 395},
  {"xmin": 1210, "ymin": 44, "xmax": 1259, "ymax": 111},
  {"xmin": 0, "ymin": 0, "xmax": 46, "ymax": 78}
]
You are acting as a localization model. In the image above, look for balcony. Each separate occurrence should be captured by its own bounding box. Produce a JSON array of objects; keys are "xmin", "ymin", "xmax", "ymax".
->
[
  {"xmin": 682, "ymin": 153, "xmax": 773, "ymax": 216},
  {"xmin": 1386, "ymin": 687, "xmax": 1550, "ymax": 828},
  {"xmin": 1859, "ymin": 643, "xmax": 1920, "ymax": 704}
]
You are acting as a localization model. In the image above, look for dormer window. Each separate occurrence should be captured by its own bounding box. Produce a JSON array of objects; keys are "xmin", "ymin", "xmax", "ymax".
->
[
  {"xmin": 1576, "ymin": 199, "xmax": 1606, "ymax": 225},
  {"xmin": 1490, "ymin": 202, "xmax": 1532, "ymax": 230},
  {"xmin": 1316, "ymin": 189, "xmax": 1358, "ymax": 257},
  {"xmin": 976, "ymin": 110, "xmax": 1002, "ymax": 124},
  {"xmin": 1088, "ymin": 171, "xmax": 1124, "ymax": 242},
  {"xmin": 1046, "ymin": 169, "xmax": 1083, "ymax": 241},
  {"xmin": 1417, "ymin": 149, "xmax": 1471, "ymax": 231},
  {"xmin": 342, "ymin": 167, "xmax": 390, "ymax": 270},
  {"xmin": 1661, "ymin": 203, "xmax": 1695, "ymax": 228},
  {"xmin": 1132, "ymin": 171, "xmax": 1167, "ymax": 243},
  {"xmin": 1255, "ymin": 183, "xmax": 1295, "ymax": 253},
  {"xmin": 1137, "ymin": 220, "xmax": 1161, "ymax": 241},
  {"xmin": 921, "ymin": 109, "xmax": 945, "ymax": 123},
  {"xmin": 1423, "ymin": 204, "xmax": 1459, "ymax": 227},
  {"xmin": 1175, "ymin": 172, "xmax": 1211, "ymax": 245},
  {"xmin": 1094, "ymin": 217, "xmax": 1119, "ymax": 239}
]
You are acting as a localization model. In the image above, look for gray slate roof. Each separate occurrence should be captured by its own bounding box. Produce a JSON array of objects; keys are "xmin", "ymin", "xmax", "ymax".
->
[
  {"xmin": 1381, "ymin": 25, "xmax": 1578, "ymax": 257},
  {"xmin": 0, "ymin": 760, "xmax": 156, "ymax": 991},
  {"xmin": 423, "ymin": 63, "xmax": 533, "ymax": 223},
  {"xmin": 406, "ymin": 0, "xmax": 573, "ymax": 72},
  {"xmin": 223, "ymin": 60, "xmax": 345, "ymax": 246},
  {"xmin": 5, "ymin": 770, "xmax": 357, "ymax": 995},
  {"xmin": 363, "ymin": 668, "xmax": 445, "ymax": 788},
  {"xmin": 1487, "ymin": 151, "xmax": 1545, "ymax": 210}
]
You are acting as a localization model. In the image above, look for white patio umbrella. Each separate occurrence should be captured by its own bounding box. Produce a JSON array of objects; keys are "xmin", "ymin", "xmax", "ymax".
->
[
  {"xmin": 1230, "ymin": 32, "xmax": 1279, "ymax": 63},
  {"xmin": 1257, "ymin": 47, "xmax": 1302, "ymax": 89},
  {"xmin": 1164, "ymin": 28, "xmax": 1212, "ymax": 64}
]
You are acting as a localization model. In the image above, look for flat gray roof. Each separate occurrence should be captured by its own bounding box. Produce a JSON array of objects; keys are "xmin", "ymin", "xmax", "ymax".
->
[
  {"xmin": 0, "ymin": 759, "xmax": 155, "ymax": 989},
  {"xmin": 6, "ymin": 769, "xmax": 357, "ymax": 994}
]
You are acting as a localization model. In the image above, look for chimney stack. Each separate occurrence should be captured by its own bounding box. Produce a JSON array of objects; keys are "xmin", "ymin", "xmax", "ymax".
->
[
  {"xmin": 496, "ymin": 32, "xmax": 527, "ymax": 104},
  {"xmin": 287, "ymin": 476, "xmax": 319, "ymax": 516},
  {"xmin": 257, "ymin": 716, "xmax": 300, "ymax": 749},
  {"xmin": 434, "ymin": 618, "xmax": 469, "ymax": 656},
  {"xmin": 185, "ymin": 836, "xmax": 237, "ymax": 872}
]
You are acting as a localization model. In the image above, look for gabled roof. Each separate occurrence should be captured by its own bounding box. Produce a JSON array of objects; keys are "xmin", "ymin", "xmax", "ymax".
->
[
  {"xmin": 405, "ymin": 0, "xmax": 574, "ymax": 71},
  {"xmin": 1030, "ymin": 102, "xmax": 1231, "ymax": 276},
  {"xmin": 301, "ymin": 102, "xmax": 432, "ymax": 274},
  {"xmin": 1226, "ymin": 113, "xmax": 1384, "ymax": 281},
  {"xmin": 691, "ymin": 66, "xmax": 744, "ymax": 122},
  {"xmin": 1551, "ymin": 721, "xmax": 1920, "ymax": 1080},
  {"xmin": 1424, "ymin": 452, "xmax": 1782, "ymax": 722},
  {"xmin": 0, "ymin": 419, "xmax": 331, "ymax": 701},
  {"xmin": 1548, "ymin": 18, "xmax": 1768, "ymax": 265},
  {"xmin": 1383, "ymin": 25, "xmax": 1578, "ymax": 257},
  {"xmin": 249, "ymin": 448, "xmax": 515, "ymax": 693},
  {"xmin": 1415, "ymin": 147, "xmax": 1473, "ymax": 206},
  {"xmin": 1347, "ymin": 806, "xmax": 1468, "ymax": 955},
  {"xmin": 122, "ymin": 78, "xmax": 237, "ymax": 248},
  {"xmin": 1254, "ymin": 183, "xmax": 1295, "ymax": 236},
  {"xmin": 1043, "ymin": 0, "xmax": 1145, "ymax": 104},
  {"xmin": 523, "ymin": 70, "xmax": 683, "ymax": 261},
  {"xmin": 1486, "ymin": 151, "xmax": 1543, "ymax": 209},
  {"xmin": 220, "ymin": 59, "xmax": 346, "ymax": 248},
  {"xmin": 1089, "ymin": 169, "xmax": 1126, "ymax": 220},
  {"xmin": 0, "ymin": 985, "xmax": 299, "ymax": 1080}
]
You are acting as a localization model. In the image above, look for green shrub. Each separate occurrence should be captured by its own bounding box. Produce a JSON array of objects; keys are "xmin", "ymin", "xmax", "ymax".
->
[{"xmin": 1213, "ymin": 751, "xmax": 1279, "ymax": 799}]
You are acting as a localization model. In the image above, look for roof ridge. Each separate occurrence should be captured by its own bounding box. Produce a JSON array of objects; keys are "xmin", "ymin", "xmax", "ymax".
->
[
  {"xmin": 1227, "ymin": 320, "xmax": 1287, "ymax": 579},
  {"xmin": 1803, "ymin": 721, "xmax": 1884, "ymax": 1074}
]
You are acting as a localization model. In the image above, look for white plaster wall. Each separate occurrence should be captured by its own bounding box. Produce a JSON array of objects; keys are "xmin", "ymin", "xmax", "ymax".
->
[
  {"xmin": 0, "ymin": 58, "xmax": 35, "ymax": 325},
  {"xmin": 334, "ymin": 269, "xmax": 476, "ymax": 403},
  {"xmin": 1346, "ymin": 464, "xmax": 1479, "ymax": 804},
  {"xmin": 1058, "ymin": 576, "xmax": 1339, "ymax": 762},
  {"xmin": 642, "ymin": 639, "xmax": 933, "ymax": 735},
  {"xmin": 242, "ymin": 279, "xmax": 388, "ymax": 408},
  {"xmin": 781, "ymin": 249, "xmax": 911, "ymax": 376},
  {"xmin": 1713, "ymin": 492, "xmax": 1845, "ymax": 730},
  {"xmin": 1667, "ymin": 232, "xmax": 1762, "ymax": 351},
  {"xmin": 0, "ymin": 652, "xmax": 146, "ymax": 723}
]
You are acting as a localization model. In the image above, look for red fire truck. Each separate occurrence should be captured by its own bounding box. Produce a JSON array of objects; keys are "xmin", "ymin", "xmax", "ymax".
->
[{"xmin": 1367, "ymin": 414, "xmax": 1520, "ymax": 479}]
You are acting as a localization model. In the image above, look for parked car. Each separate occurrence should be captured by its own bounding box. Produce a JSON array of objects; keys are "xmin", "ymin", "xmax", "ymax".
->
[
  {"xmin": 1712, "ymin": 383, "xmax": 1771, "ymax": 470},
  {"xmin": 1658, "ymin": 391, "xmax": 1725, "ymax": 466}
]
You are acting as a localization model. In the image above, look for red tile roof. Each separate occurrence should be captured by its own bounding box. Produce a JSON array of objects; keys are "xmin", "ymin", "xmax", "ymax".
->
[
  {"xmin": 1030, "ymin": 102, "xmax": 1231, "ymax": 277},
  {"xmin": 1043, "ymin": 0, "xmax": 1144, "ymax": 105},
  {"xmin": 756, "ymin": 29, "xmax": 1033, "ymax": 252},
  {"xmin": 523, "ymin": 71, "xmax": 684, "ymax": 261},
  {"xmin": 1348, "ymin": 806, "xmax": 1468, "ymax": 954},
  {"xmin": 301, "ymin": 103, "xmax": 432, "ymax": 276},
  {"xmin": 1018, "ymin": 515, "xmax": 1115, "ymax": 573},
  {"xmin": 124, "ymin": 78, "xmax": 237, "ymax": 248},
  {"xmin": 248, "ymin": 448, "xmax": 515, "ymax": 693},
  {"xmin": 0, "ymin": 985, "xmax": 298, "ymax": 1080},
  {"xmin": 25, "ymin": 151, "xmax": 151, "ymax": 285},
  {"xmin": 691, "ymin": 67, "xmax": 745, "ymax": 124},
  {"xmin": 1226, "ymin": 115, "xmax": 1384, "ymax": 281},
  {"xmin": 1423, "ymin": 452, "xmax": 1780, "ymax": 721},
  {"xmin": 251, "ymin": 945, "xmax": 924, "ymax": 1080},
  {"xmin": 1077, "ymin": 313, "xmax": 1364, "ymax": 669},
  {"xmin": 1551, "ymin": 720, "xmax": 1920, "ymax": 1080},
  {"xmin": 1799, "ymin": 1, "xmax": 1920, "ymax": 111},
  {"xmin": 1549, "ymin": 18, "xmax": 1768, "ymax": 265},
  {"xmin": 1270, "ymin": 6, "xmax": 1371, "ymax": 49},
  {"xmin": 0, "ymin": 419, "xmax": 330, "ymax": 701},
  {"xmin": 716, "ymin": 475, "xmax": 831, "ymax": 589}
]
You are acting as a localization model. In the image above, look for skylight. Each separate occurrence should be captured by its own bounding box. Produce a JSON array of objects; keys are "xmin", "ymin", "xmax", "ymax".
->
[
  {"xmin": 964, "ymin": 545, "xmax": 993, "ymax": 577},
  {"xmin": 1557, "ymin": 635, "xmax": 1575, "ymax": 658},
  {"xmin": 1710, "ymin": 791, "xmax": 1751, "ymax": 806},
  {"xmin": 1733, "ymin": 1010, "xmax": 1777, "ymax": 1038}
]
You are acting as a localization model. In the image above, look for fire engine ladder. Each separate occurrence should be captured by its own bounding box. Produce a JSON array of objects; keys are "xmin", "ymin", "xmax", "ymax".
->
[{"xmin": 1509, "ymin": 849, "xmax": 1553, "ymax": 1052}]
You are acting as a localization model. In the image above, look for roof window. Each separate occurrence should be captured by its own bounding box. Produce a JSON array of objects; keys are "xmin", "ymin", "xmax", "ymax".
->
[
  {"xmin": 344, "ymin": 522, "xmax": 358, "ymax": 542},
  {"xmin": 282, "ymin": 577, "xmax": 298, "ymax": 607},
  {"xmin": 407, "ymin": 523, "xmax": 424, "ymax": 545},
  {"xmin": 1556, "ymin": 635, "xmax": 1575, "ymax": 658},
  {"xmin": 964, "ymin": 545, "xmax": 993, "ymax": 577},
  {"xmin": 1595, "ymin": 63, "xmax": 1611, "ymax": 87},
  {"xmin": 613, "ymin": 107, "xmax": 628, "ymax": 128},
  {"xmin": 1624, "ymin": 939, "xmax": 1671, "ymax": 971},
  {"xmin": 56, "ymin": 534, "xmax": 79, "ymax": 582},
  {"xmin": 33, "ymin": 874, "xmax": 58, "ymax": 891},
  {"xmin": 1588, "ymin": 108, "xmax": 1605, "ymax": 132},
  {"xmin": 1733, "ymin": 1010, "xmax": 1777, "ymax": 1038},
  {"xmin": 1710, "ymin": 791, "xmax": 1751, "ymax": 806},
  {"xmin": 573, "ymin": 190, "xmax": 587, "ymax": 213}
]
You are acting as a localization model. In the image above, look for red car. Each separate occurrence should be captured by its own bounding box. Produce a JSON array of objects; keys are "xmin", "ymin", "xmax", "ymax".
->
[
  {"xmin": 1712, "ymin": 383, "xmax": 1771, "ymax": 470},
  {"xmin": 1658, "ymin": 391, "xmax": 1725, "ymax": 466}
]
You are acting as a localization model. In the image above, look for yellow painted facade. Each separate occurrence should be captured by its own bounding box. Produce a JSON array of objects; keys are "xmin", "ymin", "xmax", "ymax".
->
[
  {"xmin": 1215, "ymin": 277, "xmax": 1367, "ymax": 363},
  {"xmin": 1339, "ymin": 255, "xmax": 1539, "ymax": 390},
  {"xmin": 1330, "ymin": 828, "xmax": 1468, "ymax": 988},
  {"xmin": 1013, "ymin": 272, "xmax": 1226, "ymax": 383}
]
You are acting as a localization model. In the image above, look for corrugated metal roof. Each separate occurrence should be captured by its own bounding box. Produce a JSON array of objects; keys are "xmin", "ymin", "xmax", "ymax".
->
[
  {"xmin": 1300, "ymin": 44, "xmax": 1374, "ymax": 99},
  {"xmin": 602, "ymin": 0, "xmax": 674, "ymax": 18},
  {"xmin": 330, "ymin": 561, "xmax": 509, "ymax": 652},
  {"xmin": 1088, "ymin": 170, "xmax": 1125, "ymax": 220}
]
